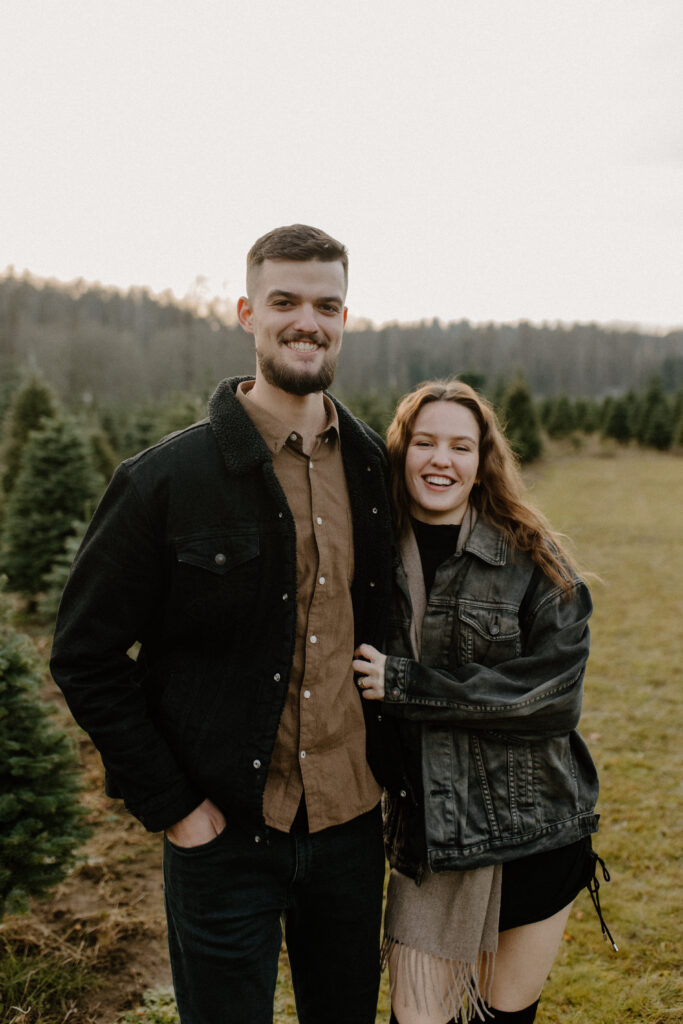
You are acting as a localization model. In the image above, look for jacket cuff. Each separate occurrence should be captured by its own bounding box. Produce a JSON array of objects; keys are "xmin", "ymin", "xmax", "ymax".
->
[
  {"xmin": 384, "ymin": 656, "xmax": 408, "ymax": 703},
  {"xmin": 125, "ymin": 779, "xmax": 205, "ymax": 834}
]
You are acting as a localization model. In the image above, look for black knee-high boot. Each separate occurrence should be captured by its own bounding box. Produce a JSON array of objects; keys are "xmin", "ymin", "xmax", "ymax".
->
[
  {"xmin": 391, "ymin": 997, "xmax": 539, "ymax": 1023},
  {"xmin": 478, "ymin": 998, "xmax": 540, "ymax": 1022}
]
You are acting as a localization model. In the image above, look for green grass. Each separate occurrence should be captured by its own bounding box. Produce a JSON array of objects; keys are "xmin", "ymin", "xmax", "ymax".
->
[
  {"xmin": 123, "ymin": 449, "xmax": 683, "ymax": 1024},
  {"xmin": 11, "ymin": 446, "xmax": 673, "ymax": 1024},
  {"xmin": 524, "ymin": 448, "xmax": 683, "ymax": 1023},
  {"xmin": 0, "ymin": 936, "xmax": 94, "ymax": 1024}
]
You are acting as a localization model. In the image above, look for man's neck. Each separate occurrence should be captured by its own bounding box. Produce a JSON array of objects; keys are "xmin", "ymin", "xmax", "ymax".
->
[{"xmin": 248, "ymin": 376, "xmax": 328, "ymax": 455}]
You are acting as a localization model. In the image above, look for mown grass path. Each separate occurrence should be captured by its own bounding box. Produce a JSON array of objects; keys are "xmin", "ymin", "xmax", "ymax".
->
[{"xmin": 523, "ymin": 449, "xmax": 683, "ymax": 1024}]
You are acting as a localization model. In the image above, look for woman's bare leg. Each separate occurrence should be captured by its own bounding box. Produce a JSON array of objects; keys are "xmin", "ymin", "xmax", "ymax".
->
[{"xmin": 487, "ymin": 902, "xmax": 573, "ymax": 1012}]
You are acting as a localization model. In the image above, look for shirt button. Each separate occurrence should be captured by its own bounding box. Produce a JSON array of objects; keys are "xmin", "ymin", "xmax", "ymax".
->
[
  {"xmin": 274, "ymin": 673, "xmax": 281, "ymax": 682},
  {"xmin": 309, "ymin": 460, "xmax": 314, "ymax": 469},
  {"xmin": 214, "ymin": 553, "xmax": 226, "ymax": 566},
  {"xmin": 319, "ymin": 576, "xmax": 326, "ymax": 585},
  {"xmin": 316, "ymin": 516, "xmax": 323, "ymax": 525},
  {"xmin": 290, "ymin": 432, "xmax": 297, "ymax": 441},
  {"xmin": 303, "ymin": 689, "xmax": 311, "ymax": 699},
  {"xmin": 310, "ymin": 635, "xmax": 317, "ymax": 644},
  {"xmin": 300, "ymin": 750, "xmax": 306, "ymax": 759},
  {"xmin": 253, "ymin": 759, "xmax": 261, "ymax": 769}
]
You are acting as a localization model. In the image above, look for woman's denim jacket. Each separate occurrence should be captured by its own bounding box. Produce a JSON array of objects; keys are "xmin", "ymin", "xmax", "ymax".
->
[{"xmin": 381, "ymin": 510, "xmax": 600, "ymax": 878}]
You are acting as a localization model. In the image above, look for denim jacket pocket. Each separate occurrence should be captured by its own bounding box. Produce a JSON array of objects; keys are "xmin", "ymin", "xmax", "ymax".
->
[{"xmin": 456, "ymin": 600, "xmax": 521, "ymax": 666}]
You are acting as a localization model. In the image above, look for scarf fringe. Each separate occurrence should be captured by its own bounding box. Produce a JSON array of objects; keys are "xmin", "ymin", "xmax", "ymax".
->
[{"xmin": 381, "ymin": 934, "xmax": 495, "ymax": 1022}]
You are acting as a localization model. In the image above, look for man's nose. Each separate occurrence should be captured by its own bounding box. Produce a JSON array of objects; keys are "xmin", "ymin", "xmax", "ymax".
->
[{"xmin": 292, "ymin": 304, "xmax": 319, "ymax": 333}]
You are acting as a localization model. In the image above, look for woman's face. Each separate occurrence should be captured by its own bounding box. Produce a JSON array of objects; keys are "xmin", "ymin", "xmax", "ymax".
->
[{"xmin": 404, "ymin": 401, "xmax": 480, "ymax": 525}]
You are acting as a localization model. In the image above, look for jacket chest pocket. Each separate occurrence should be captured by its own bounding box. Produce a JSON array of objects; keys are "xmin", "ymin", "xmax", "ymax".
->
[
  {"xmin": 173, "ymin": 531, "xmax": 260, "ymax": 626},
  {"xmin": 456, "ymin": 600, "xmax": 521, "ymax": 667}
]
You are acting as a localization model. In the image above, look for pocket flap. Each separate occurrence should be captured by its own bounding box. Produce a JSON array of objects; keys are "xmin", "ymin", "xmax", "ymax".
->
[{"xmin": 175, "ymin": 532, "xmax": 260, "ymax": 575}]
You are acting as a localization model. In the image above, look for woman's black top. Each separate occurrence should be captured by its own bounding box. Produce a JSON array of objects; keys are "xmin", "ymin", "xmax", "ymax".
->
[{"xmin": 411, "ymin": 517, "xmax": 595, "ymax": 929}]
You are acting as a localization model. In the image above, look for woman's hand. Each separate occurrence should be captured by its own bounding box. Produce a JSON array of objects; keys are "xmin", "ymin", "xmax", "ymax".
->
[{"xmin": 352, "ymin": 643, "xmax": 387, "ymax": 700}]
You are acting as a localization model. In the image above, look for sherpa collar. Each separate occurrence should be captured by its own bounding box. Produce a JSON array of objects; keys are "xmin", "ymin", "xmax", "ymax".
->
[{"xmin": 208, "ymin": 376, "xmax": 385, "ymax": 476}]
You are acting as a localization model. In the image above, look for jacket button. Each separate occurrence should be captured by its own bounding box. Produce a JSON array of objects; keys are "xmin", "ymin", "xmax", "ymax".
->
[
  {"xmin": 282, "ymin": 593, "xmax": 288, "ymax": 601},
  {"xmin": 253, "ymin": 759, "xmax": 261, "ymax": 769},
  {"xmin": 392, "ymin": 688, "xmax": 400, "ymax": 697},
  {"xmin": 369, "ymin": 581, "xmax": 376, "ymax": 588},
  {"xmin": 366, "ymin": 465, "xmax": 372, "ymax": 472},
  {"xmin": 274, "ymin": 673, "xmax": 281, "ymax": 682},
  {"xmin": 490, "ymin": 623, "xmax": 500, "ymax": 636},
  {"xmin": 254, "ymin": 835, "xmax": 262, "ymax": 843},
  {"xmin": 278, "ymin": 512, "xmax": 284, "ymax": 519},
  {"xmin": 399, "ymin": 789, "xmax": 407, "ymax": 798},
  {"xmin": 371, "ymin": 507, "xmax": 378, "ymax": 514},
  {"xmin": 214, "ymin": 553, "xmax": 226, "ymax": 566}
]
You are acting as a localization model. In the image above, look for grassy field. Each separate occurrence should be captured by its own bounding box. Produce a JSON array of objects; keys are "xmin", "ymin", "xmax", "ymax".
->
[
  {"xmin": 122, "ymin": 447, "xmax": 683, "ymax": 1024},
  {"xmin": 4, "ymin": 445, "xmax": 681, "ymax": 1023},
  {"xmin": 123, "ymin": 446, "xmax": 683, "ymax": 1023}
]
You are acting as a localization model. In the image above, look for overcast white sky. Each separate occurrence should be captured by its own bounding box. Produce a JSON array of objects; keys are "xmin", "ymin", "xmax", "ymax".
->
[{"xmin": 1, "ymin": 0, "xmax": 681, "ymax": 328}]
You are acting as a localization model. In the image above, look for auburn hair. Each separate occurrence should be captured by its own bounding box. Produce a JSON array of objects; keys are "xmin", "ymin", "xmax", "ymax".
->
[{"xmin": 386, "ymin": 379, "xmax": 579, "ymax": 592}]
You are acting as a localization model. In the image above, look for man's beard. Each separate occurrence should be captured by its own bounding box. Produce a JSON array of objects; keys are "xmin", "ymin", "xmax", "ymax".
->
[{"xmin": 256, "ymin": 342, "xmax": 339, "ymax": 396}]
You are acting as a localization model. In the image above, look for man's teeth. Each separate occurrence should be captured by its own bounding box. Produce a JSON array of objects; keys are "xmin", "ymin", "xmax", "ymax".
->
[
  {"xmin": 286, "ymin": 341, "xmax": 319, "ymax": 352},
  {"xmin": 425, "ymin": 475, "xmax": 454, "ymax": 486}
]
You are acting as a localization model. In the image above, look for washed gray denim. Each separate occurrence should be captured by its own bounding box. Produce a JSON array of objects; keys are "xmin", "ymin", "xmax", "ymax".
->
[{"xmin": 381, "ymin": 513, "xmax": 600, "ymax": 878}]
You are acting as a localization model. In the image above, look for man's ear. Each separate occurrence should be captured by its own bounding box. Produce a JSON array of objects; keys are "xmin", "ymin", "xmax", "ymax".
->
[
  {"xmin": 237, "ymin": 296, "xmax": 254, "ymax": 334},
  {"xmin": 343, "ymin": 306, "xmax": 348, "ymax": 326}
]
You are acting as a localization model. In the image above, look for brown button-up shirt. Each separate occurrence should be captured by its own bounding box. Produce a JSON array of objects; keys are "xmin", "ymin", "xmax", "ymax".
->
[{"xmin": 237, "ymin": 382, "xmax": 381, "ymax": 833}]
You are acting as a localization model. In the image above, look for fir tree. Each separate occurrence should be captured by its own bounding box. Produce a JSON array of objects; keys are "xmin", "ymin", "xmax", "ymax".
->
[
  {"xmin": 0, "ymin": 585, "xmax": 90, "ymax": 917},
  {"xmin": 0, "ymin": 374, "xmax": 57, "ymax": 495},
  {"xmin": 500, "ymin": 374, "xmax": 543, "ymax": 463},
  {"xmin": 1, "ymin": 415, "xmax": 101, "ymax": 598},
  {"xmin": 603, "ymin": 396, "xmax": 633, "ymax": 444},
  {"xmin": 546, "ymin": 394, "xmax": 576, "ymax": 439}
]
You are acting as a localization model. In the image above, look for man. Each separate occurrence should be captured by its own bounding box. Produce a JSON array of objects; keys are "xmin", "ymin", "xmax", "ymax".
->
[{"xmin": 50, "ymin": 225, "xmax": 395, "ymax": 1024}]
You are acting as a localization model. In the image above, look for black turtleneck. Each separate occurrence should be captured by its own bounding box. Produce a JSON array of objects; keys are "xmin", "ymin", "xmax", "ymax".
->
[{"xmin": 410, "ymin": 517, "xmax": 461, "ymax": 594}]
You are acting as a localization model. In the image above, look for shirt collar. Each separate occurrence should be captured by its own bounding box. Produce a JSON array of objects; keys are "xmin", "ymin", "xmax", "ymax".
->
[{"xmin": 236, "ymin": 380, "xmax": 340, "ymax": 456}]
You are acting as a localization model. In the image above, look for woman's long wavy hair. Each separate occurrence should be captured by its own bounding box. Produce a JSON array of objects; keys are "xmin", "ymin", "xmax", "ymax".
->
[{"xmin": 386, "ymin": 379, "xmax": 579, "ymax": 592}]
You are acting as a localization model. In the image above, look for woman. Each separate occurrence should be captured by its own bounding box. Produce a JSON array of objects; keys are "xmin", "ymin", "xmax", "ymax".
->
[{"xmin": 353, "ymin": 381, "xmax": 613, "ymax": 1024}]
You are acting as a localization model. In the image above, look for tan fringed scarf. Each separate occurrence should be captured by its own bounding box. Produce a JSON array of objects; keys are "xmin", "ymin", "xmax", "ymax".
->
[{"xmin": 383, "ymin": 508, "xmax": 503, "ymax": 1022}]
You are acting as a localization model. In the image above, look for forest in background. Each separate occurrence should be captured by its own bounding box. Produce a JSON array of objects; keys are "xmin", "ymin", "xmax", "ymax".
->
[{"xmin": 2, "ymin": 269, "xmax": 683, "ymax": 415}]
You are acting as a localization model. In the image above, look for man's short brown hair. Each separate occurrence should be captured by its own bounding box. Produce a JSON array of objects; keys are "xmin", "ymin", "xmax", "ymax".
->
[{"xmin": 246, "ymin": 224, "xmax": 348, "ymax": 296}]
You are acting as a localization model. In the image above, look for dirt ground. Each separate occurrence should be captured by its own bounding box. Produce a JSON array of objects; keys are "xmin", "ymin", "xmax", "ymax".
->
[{"xmin": 3, "ymin": 639, "xmax": 173, "ymax": 1024}]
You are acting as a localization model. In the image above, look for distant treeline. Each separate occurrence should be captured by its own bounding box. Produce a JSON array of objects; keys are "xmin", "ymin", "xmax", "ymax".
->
[{"xmin": 1, "ymin": 269, "xmax": 682, "ymax": 412}]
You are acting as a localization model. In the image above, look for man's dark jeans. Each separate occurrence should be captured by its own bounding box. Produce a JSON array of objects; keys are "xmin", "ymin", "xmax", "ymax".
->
[{"xmin": 163, "ymin": 804, "xmax": 385, "ymax": 1024}]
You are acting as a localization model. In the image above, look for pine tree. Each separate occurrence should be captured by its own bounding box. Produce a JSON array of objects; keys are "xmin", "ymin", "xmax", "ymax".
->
[
  {"xmin": 546, "ymin": 394, "xmax": 576, "ymax": 439},
  {"xmin": 0, "ymin": 586, "xmax": 90, "ymax": 917},
  {"xmin": 1, "ymin": 415, "xmax": 101, "ymax": 598},
  {"xmin": 500, "ymin": 374, "xmax": 543, "ymax": 463},
  {"xmin": 0, "ymin": 374, "xmax": 57, "ymax": 495},
  {"xmin": 637, "ymin": 377, "xmax": 673, "ymax": 450},
  {"xmin": 602, "ymin": 396, "xmax": 633, "ymax": 444}
]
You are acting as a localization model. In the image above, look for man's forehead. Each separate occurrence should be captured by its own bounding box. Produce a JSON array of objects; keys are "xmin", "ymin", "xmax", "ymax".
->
[{"xmin": 250, "ymin": 258, "xmax": 347, "ymax": 298}]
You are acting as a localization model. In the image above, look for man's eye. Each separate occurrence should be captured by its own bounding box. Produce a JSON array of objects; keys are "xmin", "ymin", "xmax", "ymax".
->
[{"xmin": 320, "ymin": 304, "xmax": 340, "ymax": 313}]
